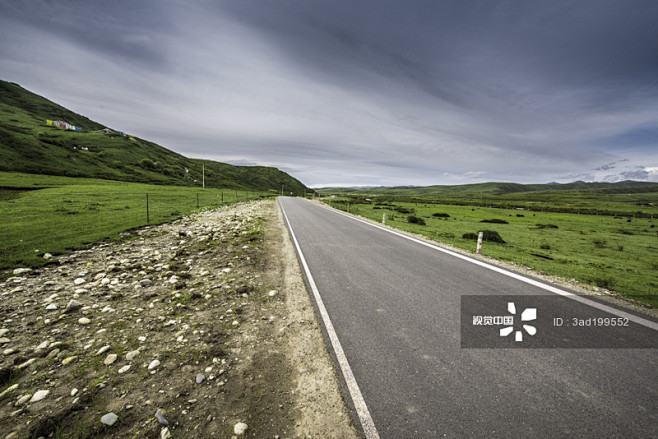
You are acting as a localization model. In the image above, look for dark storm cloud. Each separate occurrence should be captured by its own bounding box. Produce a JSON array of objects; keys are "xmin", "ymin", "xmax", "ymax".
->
[
  {"xmin": 1, "ymin": 0, "xmax": 656, "ymax": 186},
  {"xmin": 3, "ymin": 0, "xmax": 171, "ymax": 68}
]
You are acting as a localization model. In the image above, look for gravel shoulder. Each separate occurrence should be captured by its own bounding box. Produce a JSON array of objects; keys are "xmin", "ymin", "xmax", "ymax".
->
[{"xmin": 0, "ymin": 199, "xmax": 360, "ymax": 438}]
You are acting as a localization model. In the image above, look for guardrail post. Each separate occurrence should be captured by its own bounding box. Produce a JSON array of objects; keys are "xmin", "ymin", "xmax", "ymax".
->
[{"xmin": 476, "ymin": 231, "xmax": 483, "ymax": 254}]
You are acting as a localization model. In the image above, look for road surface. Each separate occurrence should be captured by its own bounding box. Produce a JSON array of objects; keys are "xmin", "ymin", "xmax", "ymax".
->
[{"xmin": 279, "ymin": 197, "xmax": 658, "ymax": 439}]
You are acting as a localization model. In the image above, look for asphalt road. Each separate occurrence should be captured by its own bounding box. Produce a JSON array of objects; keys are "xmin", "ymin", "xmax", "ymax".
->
[{"xmin": 278, "ymin": 197, "xmax": 658, "ymax": 439}]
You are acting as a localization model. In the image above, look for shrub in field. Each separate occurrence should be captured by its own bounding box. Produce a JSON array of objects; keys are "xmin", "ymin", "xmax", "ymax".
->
[
  {"xmin": 461, "ymin": 230, "xmax": 506, "ymax": 244},
  {"xmin": 480, "ymin": 218, "xmax": 509, "ymax": 224},
  {"xmin": 591, "ymin": 277, "xmax": 615, "ymax": 289},
  {"xmin": 432, "ymin": 213, "xmax": 450, "ymax": 218},
  {"xmin": 540, "ymin": 243, "xmax": 551, "ymax": 250},
  {"xmin": 481, "ymin": 230, "xmax": 506, "ymax": 244},
  {"xmin": 592, "ymin": 238, "xmax": 607, "ymax": 248},
  {"xmin": 536, "ymin": 224, "xmax": 559, "ymax": 229},
  {"xmin": 407, "ymin": 215, "xmax": 426, "ymax": 225},
  {"xmin": 396, "ymin": 206, "xmax": 413, "ymax": 214}
]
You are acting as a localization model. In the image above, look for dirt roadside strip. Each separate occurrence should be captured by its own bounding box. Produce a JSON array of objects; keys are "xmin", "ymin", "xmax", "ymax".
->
[{"xmin": 0, "ymin": 199, "xmax": 360, "ymax": 439}]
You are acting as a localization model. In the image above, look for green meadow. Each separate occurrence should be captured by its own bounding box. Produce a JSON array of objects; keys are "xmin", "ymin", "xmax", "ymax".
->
[
  {"xmin": 324, "ymin": 197, "xmax": 658, "ymax": 307},
  {"xmin": 0, "ymin": 172, "xmax": 268, "ymax": 270}
]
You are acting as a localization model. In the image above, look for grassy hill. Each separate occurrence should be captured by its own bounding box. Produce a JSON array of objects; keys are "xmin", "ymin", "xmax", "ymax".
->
[{"xmin": 0, "ymin": 80, "xmax": 311, "ymax": 194}]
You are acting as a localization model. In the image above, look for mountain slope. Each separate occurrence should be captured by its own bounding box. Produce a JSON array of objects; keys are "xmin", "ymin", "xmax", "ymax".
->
[{"xmin": 0, "ymin": 80, "xmax": 311, "ymax": 193}]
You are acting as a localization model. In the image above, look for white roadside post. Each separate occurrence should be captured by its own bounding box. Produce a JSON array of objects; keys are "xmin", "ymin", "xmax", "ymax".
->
[
  {"xmin": 382, "ymin": 213, "xmax": 386, "ymax": 224},
  {"xmin": 476, "ymin": 232, "xmax": 484, "ymax": 254}
]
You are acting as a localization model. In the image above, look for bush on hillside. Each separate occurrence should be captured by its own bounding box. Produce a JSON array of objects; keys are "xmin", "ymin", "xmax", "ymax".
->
[
  {"xmin": 480, "ymin": 218, "xmax": 509, "ymax": 224},
  {"xmin": 407, "ymin": 215, "xmax": 426, "ymax": 225}
]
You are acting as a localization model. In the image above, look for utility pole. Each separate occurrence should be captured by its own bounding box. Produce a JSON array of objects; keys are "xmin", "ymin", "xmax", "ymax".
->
[{"xmin": 202, "ymin": 164, "xmax": 205, "ymax": 189}]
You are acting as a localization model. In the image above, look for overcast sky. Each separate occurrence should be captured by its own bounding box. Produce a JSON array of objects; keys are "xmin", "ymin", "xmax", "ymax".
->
[{"xmin": 1, "ymin": 0, "xmax": 657, "ymax": 186}]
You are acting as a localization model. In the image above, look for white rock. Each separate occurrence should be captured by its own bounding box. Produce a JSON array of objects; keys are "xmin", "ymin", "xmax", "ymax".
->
[
  {"xmin": 96, "ymin": 345, "xmax": 111, "ymax": 355},
  {"xmin": 0, "ymin": 384, "xmax": 18, "ymax": 398},
  {"xmin": 16, "ymin": 394, "xmax": 31, "ymax": 406},
  {"xmin": 155, "ymin": 409, "xmax": 169, "ymax": 426},
  {"xmin": 13, "ymin": 268, "xmax": 31, "ymax": 275},
  {"xmin": 160, "ymin": 427, "xmax": 171, "ymax": 439},
  {"xmin": 126, "ymin": 350, "xmax": 140, "ymax": 361},
  {"xmin": 29, "ymin": 390, "xmax": 50, "ymax": 403},
  {"xmin": 0, "ymin": 329, "xmax": 8, "ymax": 337},
  {"xmin": 148, "ymin": 359, "xmax": 161, "ymax": 370},
  {"xmin": 66, "ymin": 299, "xmax": 83, "ymax": 311},
  {"xmin": 45, "ymin": 304, "xmax": 58, "ymax": 311},
  {"xmin": 118, "ymin": 365, "xmax": 131, "ymax": 374},
  {"xmin": 73, "ymin": 278, "xmax": 86, "ymax": 285},
  {"xmin": 43, "ymin": 253, "xmax": 53, "ymax": 259},
  {"xmin": 78, "ymin": 317, "xmax": 91, "ymax": 325},
  {"xmin": 268, "ymin": 290, "xmax": 278, "ymax": 297},
  {"xmin": 100, "ymin": 412, "xmax": 118, "ymax": 426},
  {"xmin": 234, "ymin": 422, "xmax": 248, "ymax": 435},
  {"xmin": 104, "ymin": 354, "xmax": 118, "ymax": 365},
  {"xmin": 71, "ymin": 388, "xmax": 78, "ymax": 396}
]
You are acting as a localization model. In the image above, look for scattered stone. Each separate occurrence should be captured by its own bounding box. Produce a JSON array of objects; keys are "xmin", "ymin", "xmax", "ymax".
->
[
  {"xmin": 5, "ymin": 431, "xmax": 18, "ymax": 439},
  {"xmin": 16, "ymin": 394, "xmax": 31, "ymax": 406},
  {"xmin": 0, "ymin": 338, "xmax": 10, "ymax": 344},
  {"xmin": 62, "ymin": 356, "xmax": 78, "ymax": 365},
  {"xmin": 96, "ymin": 345, "xmax": 111, "ymax": 355},
  {"xmin": 125, "ymin": 350, "xmax": 140, "ymax": 361},
  {"xmin": 268, "ymin": 290, "xmax": 278, "ymax": 297},
  {"xmin": 148, "ymin": 359, "xmax": 161, "ymax": 370},
  {"xmin": 0, "ymin": 384, "xmax": 18, "ymax": 398},
  {"xmin": 155, "ymin": 409, "xmax": 169, "ymax": 426},
  {"xmin": 118, "ymin": 365, "xmax": 131, "ymax": 374},
  {"xmin": 13, "ymin": 268, "xmax": 31, "ymax": 275},
  {"xmin": 17, "ymin": 358, "xmax": 35, "ymax": 369},
  {"xmin": 140, "ymin": 279, "xmax": 152, "ymax": 287},
  {"xmin": 71, "ymin": 388, "xmax": 78, "ymax": 397},
  {"xmin": 104, "ymin": 354, "xmax": 118, "ymax": 365},
  {"xmin": 78, "ymin": 317, "xmax": 91, "ymax": 325},
  {"xmin": 45, "ymin": 304, "xmax": 58, "ymax": 311},
  {"xmin": 73, "ymin": 278, "xmax": 86, "ymax": 285},
  {"xmin": 234, "ymin": 422, "xmax": 248, "ymax": 435},
  {"xmin": 43, "ymin": 253, "xmax": 53, "ymax": 259},
  {"xmin": 196, "ymin": 373, "xmax": 205, "ymax": 384},
  {"xmin": 100, "ymin": 412, "xmax": 118, "ymax": 426},
  {"xmin": 66, "ymin": 300, "xmax": 83, "ymax": 312},
  {"xmin": 29, "ymin": 390, "xmax": 50, "ymax": 403},
  {"xmin": 160, "ymin": 427, "xmax": 171, "ymax": 439}
]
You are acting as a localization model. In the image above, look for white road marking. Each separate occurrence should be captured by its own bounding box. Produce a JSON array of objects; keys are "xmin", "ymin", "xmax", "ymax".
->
[
  {"xmin": 279, "ymin": 199, "xmax": 381, "ymax": 439},
  {"xmin": 317, "ymin": 201, "xmax": 658, "ymax": 332}
]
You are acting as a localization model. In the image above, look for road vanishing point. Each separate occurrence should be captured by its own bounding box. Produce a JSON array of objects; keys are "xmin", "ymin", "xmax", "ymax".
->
[{"xmin": 278, "ymin": 196, "xmax": 658, "ymax": 439}]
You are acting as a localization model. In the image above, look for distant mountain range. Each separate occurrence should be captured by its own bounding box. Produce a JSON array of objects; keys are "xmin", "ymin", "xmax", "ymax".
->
[{"xmin": 0, "ymin": 80, "xmax": 312, "ymax": 194}]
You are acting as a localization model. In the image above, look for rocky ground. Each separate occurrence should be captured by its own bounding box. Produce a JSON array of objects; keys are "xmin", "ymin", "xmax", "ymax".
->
[{"xmin": 0, "ymin": 200, "xmax": 360, "ymax": 439}]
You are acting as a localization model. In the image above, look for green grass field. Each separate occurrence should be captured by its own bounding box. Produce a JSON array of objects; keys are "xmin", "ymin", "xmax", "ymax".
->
[
  {"xmin": 324, "ymin": 197, "xmax": 658, "ymax": 308},
  {"xmin": 0, "ymin": 172, "xmax": 268, "ymax": 270}
]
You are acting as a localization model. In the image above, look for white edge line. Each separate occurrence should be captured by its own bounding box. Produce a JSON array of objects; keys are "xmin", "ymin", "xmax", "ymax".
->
[
  {"xmin": 278, "ymin": 199, "xmax": 381, "ymax": 439},
  {"xmin": 316, "ymin": 200, "xmax": 658, "ymax": 332}
]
